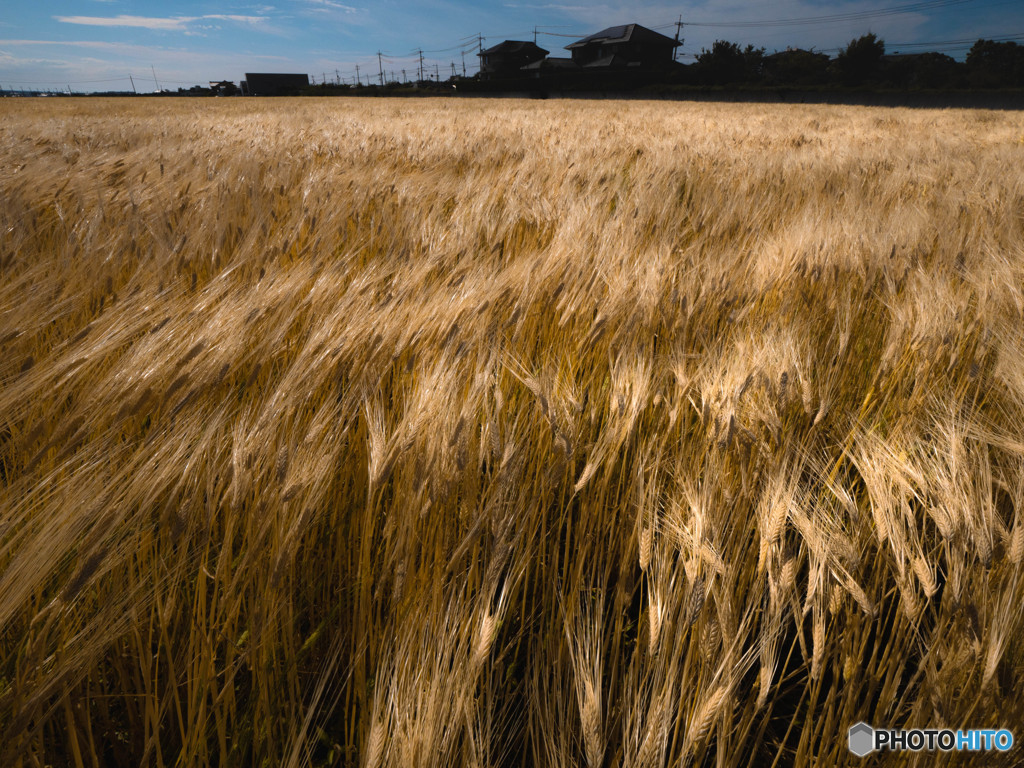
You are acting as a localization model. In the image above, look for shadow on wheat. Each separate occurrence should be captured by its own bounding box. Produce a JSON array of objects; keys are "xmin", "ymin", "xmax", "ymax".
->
[{"xmin": 1, "ymin": 97, "xmax": 1023, "ymax": 767}]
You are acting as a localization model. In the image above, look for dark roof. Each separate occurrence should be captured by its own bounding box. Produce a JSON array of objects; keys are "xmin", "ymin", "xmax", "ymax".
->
[
  {"xmin": 883, "ymin": 51, "xmax": 954, "ymax": 60},
  {"xmin": 565, "ymin": 24, "xmax": 679, "ymax": 50},
  {"xmin": 521, "ymin": 57, "xmax": 579, "ymax": 71},
  {"xmin": 479, "ymin": 40, "xmax": 549, "ymax": 56}
]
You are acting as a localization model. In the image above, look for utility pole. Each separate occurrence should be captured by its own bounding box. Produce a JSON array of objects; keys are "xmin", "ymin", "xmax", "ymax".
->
[
  {"xmin": 402, "ymin": 68, "xmax": 407, "ymax": 83},
  {"xmin": 355, "ymin": 63, "xmax": 360, "ymax": 86},
  {"xmin": 336, "ymin": 69, "xmax": 340, "ymax": 85},
  {"xmin": 377, "ymin": 51, "xmax": 384, "ymax": 86},
  {"xmin": 451, "ymin": 62, "xmax": 456, "ymax": 79},
  {"xmin": 461, "ymin": 49, "xmax": 466, "ymax": 77},
  {"xmin": 129, "ymin": 74, "xmax": 137, "ymax": 94},
  {"xmin": 674, "ymin": 16, "xmax": 684, "ymax": 62},
  {"xmin": 151, "ymin": 65, "xmax": 160, "ymax": 92},
  {"xmin": 434, "ymin": 63, "xmax": 439, "ymax": 81},
  {"xmin": 417, "ymin": 49, "xmax": 424, "ymax": 83},
  {"xmin": 533, "ymin": 26, "xmax": 538, "ymax": 44}
]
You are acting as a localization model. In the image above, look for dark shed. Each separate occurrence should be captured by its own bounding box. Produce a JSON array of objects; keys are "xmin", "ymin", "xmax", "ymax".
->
[{"xmin": 241, "ymin": 73, "xmax": 310, "ymax": 96}]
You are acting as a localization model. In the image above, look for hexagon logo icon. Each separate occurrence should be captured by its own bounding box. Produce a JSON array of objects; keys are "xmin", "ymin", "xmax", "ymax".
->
[{"xmin": 849, "ymin": 722, "xmax": 875, "ymax": 757}]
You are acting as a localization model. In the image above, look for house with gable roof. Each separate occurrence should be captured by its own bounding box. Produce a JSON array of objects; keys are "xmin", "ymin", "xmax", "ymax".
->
[{"xmin": 564, "ymin": 24, "xmax": 680, "ymax": 70}]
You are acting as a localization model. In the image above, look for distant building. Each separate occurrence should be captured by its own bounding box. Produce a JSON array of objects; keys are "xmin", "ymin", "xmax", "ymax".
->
[
  {"xmin": 478, "ymin": 41, "xmax": 549, "ymax": 78},
  {"xmin": 565, "ymin": 24, "xmax": 680, "ymax": 69},
  {"xmin": 241, "ymin": 73, "xmax": 309, "ymax": 96},
  {"xmin": 209, "ymin": 80, "xmax": 239, "ymax": 96}
]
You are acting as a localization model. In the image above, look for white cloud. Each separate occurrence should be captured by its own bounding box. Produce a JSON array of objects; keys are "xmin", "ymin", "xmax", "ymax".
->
[
  {"xmin": 53, "ymin": 14, "xmax": 270, "ymax": 31},
  {"xmin": 0, "ymin": 38, "xmax": 302, "ymax": 92},
  {"xmin": 205, "ymin": 15, "xmax": 271, "ymax": 25},
  {"xmin": 55, "ymin": 15, "xmax": 194, "ymax": 30},
  {"xmin": 0, "ymin": 39, "xmax": 182, "ymax": 53}
]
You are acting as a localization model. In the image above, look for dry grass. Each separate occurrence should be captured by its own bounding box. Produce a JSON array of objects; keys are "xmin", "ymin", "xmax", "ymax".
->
[{"xmin": 2, "ymin": 96, "xmax": 1024, "ymax": 767}]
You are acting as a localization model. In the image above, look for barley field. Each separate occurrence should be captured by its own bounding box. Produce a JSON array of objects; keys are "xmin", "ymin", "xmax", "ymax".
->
[{"xmin": 1, "ymin": 96, "xmax": 1023, "ymax": 767}]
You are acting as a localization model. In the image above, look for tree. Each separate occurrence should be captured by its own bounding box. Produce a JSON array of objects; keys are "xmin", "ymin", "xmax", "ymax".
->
[
  {"xmin": 741, "ymin": 44, "xmax": 766, "ymax": 81},
  {"xmin": 762, "ymin": 49, "xmax": 830, "ymax": 86},
  {"xmin": 696, "ymin": 40, "xmax": 766, "ymax": 85},
  {"xmin": 882, "ymin": 52, "xmax": 962, "ymax": 90},
  {"xmin": 966, "ymin": 40, "xmax": 1024, "ymax": 88},
  {"xmin": 834, "ymin": 32, "xmax": 885, "ymax": 85}
]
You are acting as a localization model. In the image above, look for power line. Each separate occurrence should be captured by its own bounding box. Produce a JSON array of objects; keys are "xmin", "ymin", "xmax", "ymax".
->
[
  {"xmin": 409, "ymin": 0, "xmax": 1008, "ymax": 54},
  {"xmin": 683, "ymin": 0, "xmax": 980, "ymax": 28},
  {"xmin": 403, "ymin": 0, "xmax": 1012, "ymax": 74},
  {"xmin": 422, "ymin": 41, "xmax": 476, "ymax": 54},
  {"xmin": 11, "ymin": 0, "xmax": 1019, "ymax": 92},
  {"xmin": 893, "ymin": 32, "xmax": 1024, "ymax": 45},
  {"xmin": 820, "ymin": 31, "xmax": 1024, "ymax": 53}
]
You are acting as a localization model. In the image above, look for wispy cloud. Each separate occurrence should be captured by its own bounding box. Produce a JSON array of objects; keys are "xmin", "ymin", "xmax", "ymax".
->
[
  {"xmin": 206, "ymin": 15, "xmax": 271, "ymax": 25},
  {"xmin": 503, "ymin": 3, "xmax": 591, "ymax": 10},
  {"xmin": 0, "ymin": 38, "xmax": 296, "ymax": 62},
  {"xmin": 54, "ymin": 14, "xmax": 270, "ymax": 31},
  {"xmin": 54, "ymin": 15, "xmax": 193, "ymax": 30},
  {"xmin": 304, "ymin": 0, "xmax": 362, "ymax": 12},
  {"xmin": 1, "ymin": 39, "xmax": 181, "ymax": 52}
]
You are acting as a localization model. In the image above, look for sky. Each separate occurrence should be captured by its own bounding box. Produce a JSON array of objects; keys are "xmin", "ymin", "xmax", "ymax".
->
[{"xmin": 1, "ymin": 0, "xmax": 1023, "ymax": 92}]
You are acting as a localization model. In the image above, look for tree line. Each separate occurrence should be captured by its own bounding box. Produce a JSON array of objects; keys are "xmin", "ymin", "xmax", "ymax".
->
[{"xmin": 691, "ymin": 35, "xmax": 1024, "ymax": 90}]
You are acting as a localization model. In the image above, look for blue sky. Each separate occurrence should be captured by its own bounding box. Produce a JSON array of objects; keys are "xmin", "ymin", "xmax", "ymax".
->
[{"xmin": 1, "ymin": 0, "xmax": 1022, "ymax": 91}]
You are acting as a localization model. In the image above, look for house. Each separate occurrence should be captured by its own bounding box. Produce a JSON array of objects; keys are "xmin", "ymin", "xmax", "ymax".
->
[
  {"xmin": 565, "ymin": 24, "xmax": 680, "ymax": 69},
  {"xmin": 478, "ymin": 41, "xmax": 549, "ymax": 79},
  {"xmin": 241, "ymin": 73, "xmax": 309, "ymax": 96},
  {"xmin": 521, "ymin": 57, "xmax": 579, "ymax": 78}
]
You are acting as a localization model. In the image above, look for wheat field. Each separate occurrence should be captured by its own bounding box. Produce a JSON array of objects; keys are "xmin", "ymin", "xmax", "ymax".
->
[{"xmin": 1, "ymin": 96, "xmax": 1023, "ymax": 766}]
